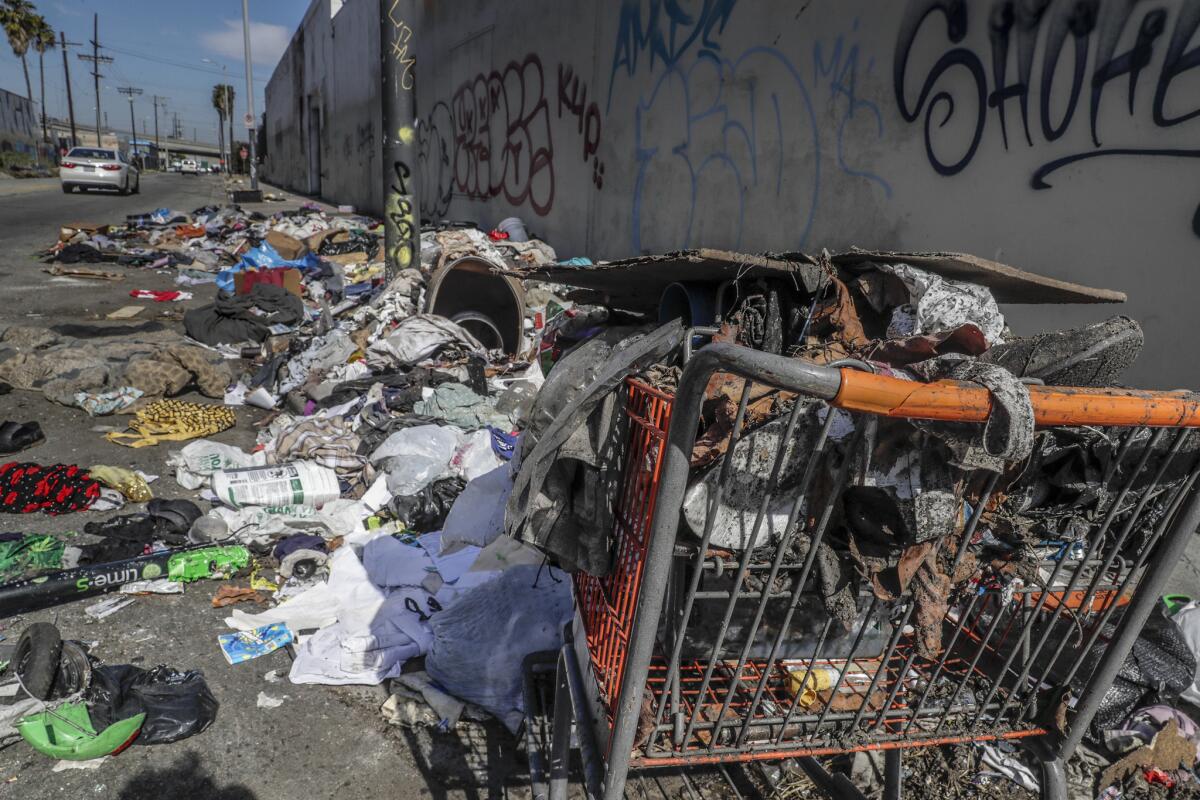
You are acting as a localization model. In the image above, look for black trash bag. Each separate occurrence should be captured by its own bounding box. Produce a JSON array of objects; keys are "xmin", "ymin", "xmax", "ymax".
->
[
  {"xmin": 388, "ymin": 477, "xmax": 466, "ymax": 533},
  {"xmin": 86, "ymin": 664, "xmax": 218, "ymax": 745},
  {"xmin": 1082, "ymin": 604, "xmax": 1196, "ymax": 735}
]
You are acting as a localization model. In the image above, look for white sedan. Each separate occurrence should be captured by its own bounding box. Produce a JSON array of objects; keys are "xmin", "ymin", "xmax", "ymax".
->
[{"xmin": 59, "ymin": 147, "xmax": 140, "ymax": 195}]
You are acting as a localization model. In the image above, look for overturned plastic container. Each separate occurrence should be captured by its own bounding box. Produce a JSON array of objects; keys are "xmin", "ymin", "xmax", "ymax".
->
[{"xmin": 211, "ymin": 462, "xmax": 340, "ymax": 509}]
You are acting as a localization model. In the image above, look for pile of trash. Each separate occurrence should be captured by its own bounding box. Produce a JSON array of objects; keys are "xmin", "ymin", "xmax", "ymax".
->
[{"xmin": 2, "ymin": 206, "xmax": 1197, "ymax": 800}]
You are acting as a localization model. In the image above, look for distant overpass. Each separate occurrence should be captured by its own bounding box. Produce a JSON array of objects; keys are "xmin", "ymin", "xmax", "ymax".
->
[{"xmin": 45, "ymin": 118, "xmax": 222, "ymax": 163}]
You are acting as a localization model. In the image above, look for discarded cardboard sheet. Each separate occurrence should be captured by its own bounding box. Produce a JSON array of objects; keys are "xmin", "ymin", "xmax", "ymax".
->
[
  {"xmin": 521, "ymin": 248, "xmax": 1125, "ymax": 313},
  {"xmin": 106, "ymin": 306, "xmax": 144, "ymax": 320},
  {"xmin": 826, "ymin": 248, "xmax": 1125, "ymax": 304}
]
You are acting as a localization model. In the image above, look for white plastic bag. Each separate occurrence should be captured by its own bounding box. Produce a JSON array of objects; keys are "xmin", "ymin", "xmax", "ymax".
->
[
  {"xmin": 169, "ymin": 439, "xmax": 267, "ymax": 490},
  {"xmin": 371, "ymin": 424, "xmax": 462, "ymax": 496},
  {"xmin": 450, "ymin": 429, "xmax": 504, "ymax": 482},
  {"xmin": 426, "ymin": 564, "xmax": 573, "ymax": 731},
  {"xmin": 1172, "ymin": 601, "xmax": 1200, "ymax": 706},
  {"xmin": 365, "ymin": 314, "xmax": 484, "ymax": 369}
]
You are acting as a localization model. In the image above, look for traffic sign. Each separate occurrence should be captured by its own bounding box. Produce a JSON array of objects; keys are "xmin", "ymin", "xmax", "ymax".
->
[{"xmin": 244, "ymin": 113, "xmax": 254, "ymax": 128}]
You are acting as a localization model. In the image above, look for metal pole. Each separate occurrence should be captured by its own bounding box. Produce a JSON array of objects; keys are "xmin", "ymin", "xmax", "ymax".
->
[
  {"xmin": 380, "ymin": 0, "xmax": 420, "ymax": 280},
  {"xmin": 60, "ymin": 32, "xmax": 77, "ymax": 147},
  {"xmin": 127, "ymin": 98, "xmax": 135, "ymax": 161},
  {"xmin": 91, "ymin": 14, "xmax": 101, "ymax": 145},
  {"xmin": 152, "ymin": 96, "xmax": 161, "ymax": 170},
  {"xmin": 1058, "ymin": 480, "xmax": 1200, "ymax": 758},
  {"xmin": 241, "ymin": 0, "xmax": 259, "ymax": 190},
  {"xmin": 38, "ymin": 50, "xmax": 46, "ymax": 149}
]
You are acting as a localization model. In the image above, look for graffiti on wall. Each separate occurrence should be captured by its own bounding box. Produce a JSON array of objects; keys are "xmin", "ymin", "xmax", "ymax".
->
[
  {"xmin": 894, "ymin": 0, "xmax": 1200, "ymax": 236},
  {"xmin": 385, "ymin": 0, "xmax": 416, "ymax": 91},
  {"xmin": 627, "ymin": 17, "xmax": 891, "ymax": 253},
  {"xmin": 557, "ymin": 64, "xmax": 605, "ymax": 189},
  {"xmin": 607, "ymin": 0, "xmax": 741, "ymax": 110},
  {"xmin": 417, "ymin": 54, "xmax": 605, "ymax": 219}
]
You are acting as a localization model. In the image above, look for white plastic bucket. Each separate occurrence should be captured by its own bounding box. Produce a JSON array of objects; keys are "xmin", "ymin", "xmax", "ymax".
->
[{"xmin": 211, "ymin": 462, "xmax": 340, "ymax": 509}]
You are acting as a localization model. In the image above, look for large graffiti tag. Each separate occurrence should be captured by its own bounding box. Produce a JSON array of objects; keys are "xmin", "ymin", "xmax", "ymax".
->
[
  {"xmin": 417, "ymin": 54, "xmax": 604, "ymax": 219},
  {"xmin": 607, "ymin": 0, "xmax": 741, "ymax": 110},
  {"xmin": 895, "ymin": 0, "xmax": 1200, "ymax": 236},
  {"xmin": 628, "ymin": 19, "xmax": 891, "ymax": 253},
  {"xmin": 451, "ymin": 54, "xmax": 556, "ymax": 216}
]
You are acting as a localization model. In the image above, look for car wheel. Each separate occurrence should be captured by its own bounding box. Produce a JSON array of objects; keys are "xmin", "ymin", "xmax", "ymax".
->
[
  {"xmin": 61, "ymin": 183, "xmax": 72, "ymax": 194},
  {"xmin": 132, "ymin": 176, "xmax": 140, "ymax": 194}
]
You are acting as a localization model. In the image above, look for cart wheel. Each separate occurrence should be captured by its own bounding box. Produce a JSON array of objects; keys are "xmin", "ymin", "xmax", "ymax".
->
[{"xmin": 14, "ymin": 622, "xmax": 63, "ymax": 700}]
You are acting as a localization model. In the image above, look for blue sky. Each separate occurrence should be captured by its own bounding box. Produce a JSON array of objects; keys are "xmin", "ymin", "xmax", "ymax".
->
[{"xmin": 0, "ymin": 0, "xmax": 311, "ymax": 145}]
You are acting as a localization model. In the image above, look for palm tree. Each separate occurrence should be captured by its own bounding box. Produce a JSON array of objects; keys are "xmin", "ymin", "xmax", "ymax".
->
[
  {"xmin": 31, "ymin": 14, "xmax": 53, "ymax": 145},
  {"xmin": 211, "ymin": 84, "xmax": 237, "ymax": 173},
  {"xmin": 223, "ymin": 84, "xmax": 236, "ymax": 173},
  {"xmin": 211, "ymin": 84, "xmax": 228, "ymax": 173},
  {"xmin": 0, "ymin": 0, "xmax": 38, "ymax": 105}
]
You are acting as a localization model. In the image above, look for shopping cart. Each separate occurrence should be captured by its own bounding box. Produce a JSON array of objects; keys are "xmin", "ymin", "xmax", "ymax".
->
[{"xmin": 532, "ymin": 342, "xmax": 1200, "ymax": 800}]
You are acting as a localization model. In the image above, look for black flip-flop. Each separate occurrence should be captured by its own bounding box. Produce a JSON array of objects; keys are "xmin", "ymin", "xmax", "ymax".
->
[{"xmin": 0, "ymin": 421, "xmax": 44, "ymax": 455}]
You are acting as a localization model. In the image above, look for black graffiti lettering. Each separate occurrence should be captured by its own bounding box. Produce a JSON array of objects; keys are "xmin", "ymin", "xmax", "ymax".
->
[
  {"xmin": 986, "ymin": 1, "xmax": 1026, "ymax": 150},
  {"xmin": 1154, "ymin": 2, "xmax": 1200, "ymax": 126},
  {"xmin": 897, "ymin": 0, "xmax": 1200, "ymax": 237},
  {"xmin": 894, "ymin": 0, "xmax": 969, "ymax": 123},
  {"xmin": 1091, "ymin": 7, "xmax": 1165, "ymax": 147},
  {"xmin": 417, "ymin": 101, "xmax": 454, "ymax": 218},
  {"xmin": 387, "ymin": 160, "xmax": 417, "ymax": 266},
  {"xmin": 392, "ymin": 159, "xmax": 411, "ymax": 195}
]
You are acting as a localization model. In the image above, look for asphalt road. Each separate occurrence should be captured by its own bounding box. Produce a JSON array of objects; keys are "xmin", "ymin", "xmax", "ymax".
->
[{"xmin": 0, "ymin": 174, "xmax": 522, "ymax": 800}]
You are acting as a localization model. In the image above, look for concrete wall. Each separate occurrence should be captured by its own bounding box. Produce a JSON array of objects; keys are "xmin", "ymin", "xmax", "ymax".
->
[
  {"xmin": 263, "ymin": 0, "xmax": 383, "ymax": 213},
  {"xmin": 267, "ymin": 0, "xmax": 1200, "ymax": 389}
]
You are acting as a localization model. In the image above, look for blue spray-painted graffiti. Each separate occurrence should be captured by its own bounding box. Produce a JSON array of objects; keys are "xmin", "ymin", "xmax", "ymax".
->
[
  {"xmin": 608, "ymin": 0, "xmax": 740, "ymax": 112},
  {"xmin": 628, "ymin": 21, "xmax": 891, "ymax": 254}
]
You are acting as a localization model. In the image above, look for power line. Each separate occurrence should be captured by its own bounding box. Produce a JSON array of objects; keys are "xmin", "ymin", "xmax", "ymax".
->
[
  {"xmin": 100, "ymin": 44, "xmax": 269, "ymax": 83},
  {"xmin": 77, "ymin": 13, "xmax": 112, "ymax": 146}
]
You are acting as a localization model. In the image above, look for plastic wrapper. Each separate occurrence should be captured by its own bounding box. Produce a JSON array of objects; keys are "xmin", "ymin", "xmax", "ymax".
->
[{"xmin": 1082, "ymin": 605, "xmax": 1197, "ymax": 734}]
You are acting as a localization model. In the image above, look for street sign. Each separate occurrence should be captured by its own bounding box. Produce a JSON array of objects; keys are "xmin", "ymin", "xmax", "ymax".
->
[
  {"xmin": 244, "ymin": 113, "xmax": 254, "ymax": 128},
  {"xmin": 239, "ymin": 147, "xmax": 248, "ymax": 159}
]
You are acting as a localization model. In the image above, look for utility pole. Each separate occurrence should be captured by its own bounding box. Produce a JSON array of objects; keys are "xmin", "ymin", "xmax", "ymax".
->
[
  {"xmin": 151, "ymin": 95, "xmax": 164, "ymax": 170},
  {"xmin": 78, "ymin": 14, "xmax": 112, "ymax": 146},
  {"xmin": 241, "ymin": 0, "xmax": 260, "ymax": 193},
  {"xmin": 117, "ymin": 86, "xmax": 141, "ymax": 161},
  {"xmin": 380, "ymin": 0, "xmax": 420, "ymax": 280},
  {"xmin": 59, "ymin": 32, "xmax": 79, "ymax": 148}
]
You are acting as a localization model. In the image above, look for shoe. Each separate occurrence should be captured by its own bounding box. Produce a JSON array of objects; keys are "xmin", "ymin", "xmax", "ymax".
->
[
  {"xmin": 980, "ymin": 316, "xmax": 1143, "ymax": 387},
  {"xmin": 146, "ymin": 498, "xmax": 202, "ymax": 536},
  {"xmin": 0, "ymin": 421, "xmax": 45, "ymax": 454}
]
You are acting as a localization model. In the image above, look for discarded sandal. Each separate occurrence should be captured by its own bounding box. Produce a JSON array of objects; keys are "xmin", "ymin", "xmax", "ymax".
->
[{"xmin": 0, "ymin": 422, "xmax": 45, "ymax": 455}]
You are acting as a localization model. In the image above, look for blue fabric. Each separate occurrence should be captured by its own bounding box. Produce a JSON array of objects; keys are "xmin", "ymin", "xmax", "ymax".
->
[
  {"xmin": 558, "ymin": 257, "xmax": 593, "ymax": 267},
  {"xmin": 217, "ymin": 242, "xmax": 324, "ymax": 292},
  {"xmin": 488, "ymin": 427, "xmax": 517, "ymax": 460}
]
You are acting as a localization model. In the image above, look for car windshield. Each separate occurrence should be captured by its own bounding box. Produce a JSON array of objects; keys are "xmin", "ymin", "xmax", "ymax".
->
[{"xmin": 67, "ymin": 148, "xmax": 115, "ymax": 160}]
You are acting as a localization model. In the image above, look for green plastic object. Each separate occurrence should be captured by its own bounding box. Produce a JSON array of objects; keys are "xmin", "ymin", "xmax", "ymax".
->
[
  {"xmin": 1164, "ymin": 594, "xmax": 1194, "ymax": 615},
  {"xmin": 17, "ymin": 702, "xmax": 145, "ymax": 760},
  {"xmin": 168, "ymin": 546, "xmax": 251, "ymax": 583}
]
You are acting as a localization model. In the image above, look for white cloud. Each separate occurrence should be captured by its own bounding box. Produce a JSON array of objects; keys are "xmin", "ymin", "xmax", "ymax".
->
[{"xmin": 200, "ymin": 19, "xmax": 290, "ymax": 70}]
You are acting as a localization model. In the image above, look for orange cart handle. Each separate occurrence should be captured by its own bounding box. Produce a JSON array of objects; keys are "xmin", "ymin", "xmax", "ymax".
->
[{"xmin": 834, "ymin": 369, "xmax": 1200, "ymax": 428}]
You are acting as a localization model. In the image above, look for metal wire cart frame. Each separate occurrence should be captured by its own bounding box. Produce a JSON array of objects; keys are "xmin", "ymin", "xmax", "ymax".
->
[{"xmin": 529, "ymin": 342, "xmax": 1200, "ymax": 800}]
